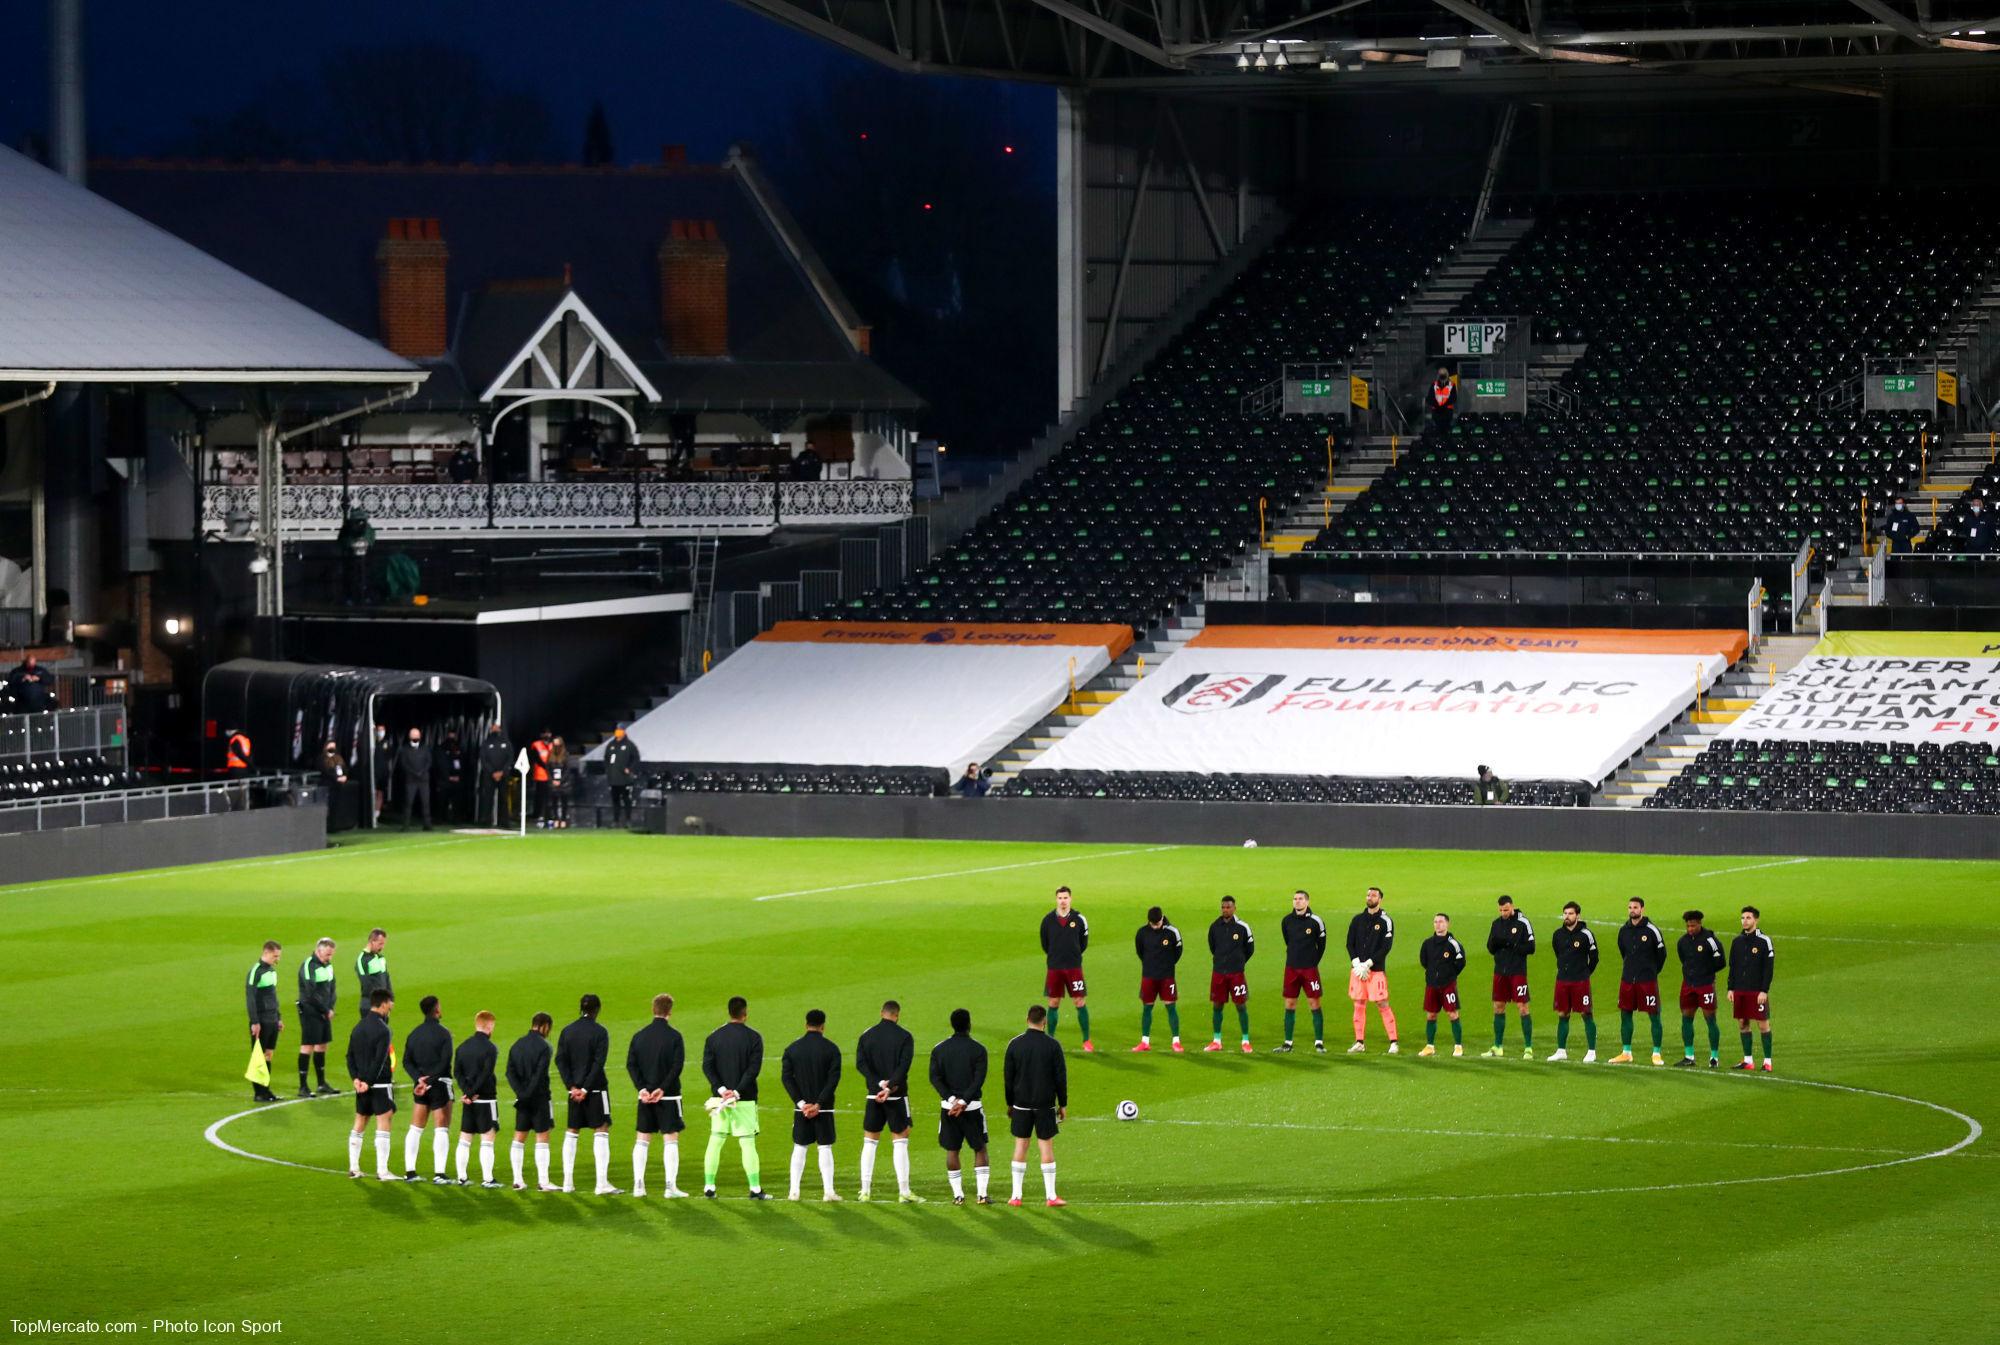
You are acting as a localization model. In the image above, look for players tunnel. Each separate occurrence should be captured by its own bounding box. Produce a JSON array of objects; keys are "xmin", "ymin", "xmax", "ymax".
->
[{"xmin": 202, "ymin": 659, "xmax": 502, "ymax": 830}]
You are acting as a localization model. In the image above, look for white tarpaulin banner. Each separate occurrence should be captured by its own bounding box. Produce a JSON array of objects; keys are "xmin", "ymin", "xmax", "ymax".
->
[
  {"xmin": 610, "ymin": 622, "xmax": 1128, "ymax": 770},
  {"xmin": 1036, "ymin": 634, "xmax": 1732, "ymax": 783},
  {"xmin": 1723, "ymin": 654, "xmax": 2000, "ymax": 743}
]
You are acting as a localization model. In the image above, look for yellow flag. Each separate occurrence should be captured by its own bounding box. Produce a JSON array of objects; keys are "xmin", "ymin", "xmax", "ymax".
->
[{"xmin": 244, "ymin": 1042, "xmax": 271, "ymax": 1086}]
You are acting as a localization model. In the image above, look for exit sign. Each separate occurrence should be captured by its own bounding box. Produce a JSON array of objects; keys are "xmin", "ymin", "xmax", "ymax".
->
[
  {"xmin": 1474, "ymin": 378, "xmax": 1509, "ymax": 397},
  {"xmin": 1882, "ymin": 375, "xmax": 1920, "ymax": 394},
  {"xmin": 1298, "ymin": 380, "xmax": 1336, "ymax": 398}
]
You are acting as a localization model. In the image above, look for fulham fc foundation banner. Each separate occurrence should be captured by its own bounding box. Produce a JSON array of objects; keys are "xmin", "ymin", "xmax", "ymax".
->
[
  {"xmin": 609, "ymin": 623, "xmax": 1132, "ymax": 770},
  {"xmin": 1034, "ymin": 627, "xmax": 1743, "ymax": 783},
  {"xmin": 1722, "ymin": 631, "xmax": 2000, "ymax": 743}
]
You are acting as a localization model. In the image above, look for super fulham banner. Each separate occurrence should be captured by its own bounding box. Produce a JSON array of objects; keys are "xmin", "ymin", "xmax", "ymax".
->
[
  {"xmin": 1037, "ymin": 630, "xmax": 1734, "ymax": 783},
  {"xmin": 1724, "ymin": 651, "xmax": 2000, "ymax": 743}
]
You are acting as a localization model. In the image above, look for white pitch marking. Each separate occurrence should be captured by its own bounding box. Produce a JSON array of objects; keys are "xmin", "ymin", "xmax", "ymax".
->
[
  {"xmin": 1696, "ymin": 857, "xmax": 1811, "ymax": 878},
  {"xmin": 206, "ymin": 1076, "xmax": 1984, "ymax": 1197},
  {"xmin": 749, "ymin": 846, "xmax": 1178, "ymax": 902}
]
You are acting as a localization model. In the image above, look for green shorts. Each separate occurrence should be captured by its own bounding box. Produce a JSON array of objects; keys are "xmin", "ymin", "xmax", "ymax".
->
[{"xmin": 710, "ymin": 1099, "xmax": 760, "ymax": 1138}]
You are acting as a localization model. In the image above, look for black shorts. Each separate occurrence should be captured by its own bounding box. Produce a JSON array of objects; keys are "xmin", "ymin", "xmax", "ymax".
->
[
  {"xmin": 566, "ymin": 1089, "xmax": 612, "ymax": 1131},
  {"xmin": 938, "ymin": 1108, "xmax": 989, "ymax": 1153},
  {"xmin": 252, "ymin": 1021, "xmax": 281, "ymax": 1052},
  {"xmin": 410, "ymin": 1080, "xmax": 453, "ymax": 1112},
  {"xmin": 459, "ymin": 1099, "xmax": 499, "ymax": 1135},
  {"xmin": 355, "ymin": 1086, "xmax": 397, "ymax": 1118},
  {"xmin": 791, "ymin": 1110, "xmax": 837, "ymax": 1146},
  {"xmin": 297, "ymin": 1014, "xmax": 332, "ymax": 1047},
  {"xmin": 513, "ymin": 1098, "xmax": 554, "ymax": 1134},
  {"xmin": 635, "ymin": 1098, "xmax": 685, "ymax": 1135},
  {"xmin": 863, "ymin": 1095, "xmax": 914, "ymax": 1134},
  {"xmin": 1008, "ymin": 1106, "xmax": 1059, "ymax": 1141}
]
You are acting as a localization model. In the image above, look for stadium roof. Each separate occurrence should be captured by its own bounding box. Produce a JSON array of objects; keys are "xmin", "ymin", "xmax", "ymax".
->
[
  {"xmin": 0, "ymin": 145, "xmax": 421, "ymax": 385},
  {"xmin": 730, "ymin": 0, "xmax": 2000, "ymax": 97}
]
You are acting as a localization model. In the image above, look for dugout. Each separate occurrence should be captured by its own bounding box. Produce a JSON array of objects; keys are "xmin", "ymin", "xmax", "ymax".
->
[{"xmin": 201, "ymin": 660, "xmax": 502, "ymax": 829}]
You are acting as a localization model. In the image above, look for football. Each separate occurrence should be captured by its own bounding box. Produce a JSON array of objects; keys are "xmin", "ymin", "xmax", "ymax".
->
[
  {"xmin": 1116, "ymin": 1099, "xmax": 1140, "ymax": 1122},
  {"xmin": 1243, "ymin": 839, "xmax": 1258, "ymax": 848}
]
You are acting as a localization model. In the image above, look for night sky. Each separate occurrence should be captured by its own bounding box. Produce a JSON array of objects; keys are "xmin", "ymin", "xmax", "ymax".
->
[{"xmin": 3, "ymin": 0, "xmax": 1057, "ymax": 452}]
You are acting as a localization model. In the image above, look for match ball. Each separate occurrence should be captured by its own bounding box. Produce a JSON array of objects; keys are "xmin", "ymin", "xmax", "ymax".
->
[
  {"xmin": 1115, "ymin": 1099, "xmax": 1140, "ymax": 1122},
  {"xmin": 1243, "ymin": 839, "xmax": 1258, "ymax": 848}
]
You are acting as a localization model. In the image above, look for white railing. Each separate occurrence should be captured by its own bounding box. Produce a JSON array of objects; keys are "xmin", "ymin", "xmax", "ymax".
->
[
  {"xmin": 0, "ymin": 772, "xmax": 296, "ymax": 836},
  {"xmin": 1746, "ymin": 580, "xmax": 1764, "ymax": 649},
  {"xmin": 202, "ymin": 480, "xmax": 912, "ymax": 538},
  {"xmin": 1789, "ymin": 538, "xmax": 1814, "ymax": 631},
  {"xmin": 1865, "ymin": 539, "xmax": 1888, "ymax": 606}
]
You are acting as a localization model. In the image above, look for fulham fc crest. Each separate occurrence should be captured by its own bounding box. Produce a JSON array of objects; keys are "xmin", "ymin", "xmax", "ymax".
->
[{"xmin": 1161, "ymin": 673, "xmax": 1285, "ymax": 715}]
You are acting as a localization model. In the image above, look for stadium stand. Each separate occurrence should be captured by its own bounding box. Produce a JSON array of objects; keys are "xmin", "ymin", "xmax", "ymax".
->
[
  {"xmin": 1648, "ymin": 738, "xmax": 2000, "ymax": 814},
  {"xmin": 1003, "ymin": 770, "xmax": 1587, "ymax": 806},
  {"xmin": 832, "ymin": 203, "xmax": 1472, "ymax": 628},
  {"xmin": 1315, "ymin": 195, "xmax": 1989, "ymax": 557},
  {"xmin": 653, "ymin": 764, "xmax": 946, "ymax": 796}
]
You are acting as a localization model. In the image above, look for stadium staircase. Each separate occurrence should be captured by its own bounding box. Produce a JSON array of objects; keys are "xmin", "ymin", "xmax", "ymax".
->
[
  {"xmin": 980, "ymin": 548, "xmax": 1268, "ymax": 790},
  {"xmin": 1267, "ymin": 435, "xmax": 1401, "ymax": 552},
  {"xmin": 1597, "ymin": 632, "xmax": 1819, "ymax": 808}
]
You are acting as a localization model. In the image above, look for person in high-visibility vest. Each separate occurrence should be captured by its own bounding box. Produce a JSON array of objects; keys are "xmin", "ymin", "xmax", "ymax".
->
[
  {"xmin": 225, "ymin": 727, "xmax": 253, "ymax": 774},
  {"xmin": 528, "ymin": 731, "xmax": 554, "ymax": 827},
  {"xmin": 1429, "ymin": 367, "xmax": 1457, "ymax": 437}
]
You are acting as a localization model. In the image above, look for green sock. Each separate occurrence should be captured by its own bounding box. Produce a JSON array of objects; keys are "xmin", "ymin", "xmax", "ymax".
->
[
  {"xmin": 1283, "ymin": 1008, "xmax": 1296, "ymax": 1043},
  {"xmin": 1141, "ymin": 1003, "xmax": 1154, "ymax": 1039},
  {"xmin": 1425, "ymin": 1019, "xmax": 1437, "ymax": 1044},
  {"xmin": 1556, "ymin": 1016, "xmax": 1571, "ymax": 1049},
  {"xmin": 1236, "ymin": 1005, "xmax": 1250, "ymax": 1041},
  {"xmin": 1211, "ymin": 1006, "xmax": 1224, "ymax": 1041},
  {"xmin": 1681, "ymin": 1014, "xmax": 1696, "ymax": 1055},
  {"xmin": 1519, "ymin": 1015, "xmax": 1532, "ymax": 1049},
  {"xmin": 1075, "ymin": 1006, "xmax": 1090, "ymax": 1041},
  {"xmin": 703, "ymin": 1130, "xmax": 726, "ymax": 1187},
  {"xmin": 1706, "ymin": 1015, "xmax": 1721, "ymax": 1053},
  {"xmin": 737, "ymin": 1136, "xmax": 761, "ymax": 1190},
  {"xmin": 1450, "ymin": 1017, "xmax": 1462, "ymax": 1044},
  {"xmin": 1165, "ymin": 1004, "xmax": 1181, "ymax": 1038},
  {"xmin": 1583, "ymin": 1014, "xmax": 1597, "ymax": 1049},
  {"xmin": 1310, "ymin": 1007, "xmax": 1325, "ymax": 1042},
  {"xmin": 1740, "ymin": 1030, "xmax": 1754, "ymax": 1057},
  {"xmin": 1649, "ymin": 1014, "xmax": 1664, "ymax": 1050},
  {"xmin": 1620, "ymin": 1010, "xmax": 1634, "ymax": 1050},
  {"xmin": 1493, "ymin": 1013, "xmax": 1505, "ymax": 1047},
  {"xmin": 1047, "ymin": 1005, "xmax": 1059, "ymax": 1037},
  {"xmin": 1761, "ymin": 1029, "xmax": 1772, "ymax": 1060}
]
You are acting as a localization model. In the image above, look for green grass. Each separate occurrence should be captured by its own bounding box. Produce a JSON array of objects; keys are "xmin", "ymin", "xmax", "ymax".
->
[{"xmin": 4, "ymin": 832, "xmax": 1997, "ymax": 1343}]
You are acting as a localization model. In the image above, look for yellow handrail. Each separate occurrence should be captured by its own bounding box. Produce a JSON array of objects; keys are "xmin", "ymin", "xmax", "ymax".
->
[
  {"xmin": 1258, "ymin": 495, "xmax": 1268, "ymax": 546},
  {"xmin": 1860, "ymin": 495, "xmax": 1868, "ymax": 552},
  {"xmin": 702, "ymin": 649, "xmax": 712, "ymax": 674}
]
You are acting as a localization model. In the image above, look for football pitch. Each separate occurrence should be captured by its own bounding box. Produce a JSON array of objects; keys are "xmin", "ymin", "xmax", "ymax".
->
[{"xmin": 5, "ymin": 831, "xmax": 1997, "ymax": 1344}]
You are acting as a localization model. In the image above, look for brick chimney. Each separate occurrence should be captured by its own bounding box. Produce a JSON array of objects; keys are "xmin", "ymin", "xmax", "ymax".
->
[
  {"xmin": 375, "ymin": 217, "xmax": 449, "ymax": 358},
  {"xmin": 658, "ymin": 219, "xmax": 728, "ymax": 358}
]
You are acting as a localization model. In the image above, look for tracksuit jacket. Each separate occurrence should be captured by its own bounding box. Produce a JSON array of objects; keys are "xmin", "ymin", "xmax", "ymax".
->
[
  {"xmin": 781, "ymin": 1032, "xmax": 843, "ymax": 1110},
  {"xmin": 556, "ymin": 1017, "xmax": 611, "ymax": 1094},
  {"xmin": 1282, "ymin": 910, "xmax": 1330, "ymax": 968},
  {"xmin": 856, "ymin": 1019, "xmax": 915, "ymax": 1098},
  {"xmin": 625, "ymin": 1019, "xmax": 686, "ymax": 1097},
  {"xmin": 1728, "ymin": 931, "xmax": 1777, "ymax": 993},
  {"xmin": 1487, "ymin": 913, "xmax": 1537, "ymax": 976},
  {"xmin": 1346, "ymin": 909, "xmax": 1396, "ymax": 969},
  {"xmin": 1418, "ymin": 933, "xmax": 1468, "ymax": 988},
  {"xmin": 702, "ymin": 1021, "xmax": 764, "ymax": 1101},
  {"xmin": 1002, "ymin": 1030, "xmax": 1068, "ymax": 1111},
  {"xmin": 1136, "ymin": 923, "xmax": 1185, "ymax": 979},
  {"xmin": 929, "ymin": 1032, "xmax": 989, "ymax": 1106},
  {"xmin": 1208, "ymin": 916, "xmax": 1255, "ymax": 973},
  {"xmin": 1617, "ymin": 918, "xmax": 1669, "ymax": 984},
  {"xmin": 1041, "ymin": 909, "xmax": 1090, "ymax": 969},
  {"xmin": 1677, "ymin": 929, "xmax": 1729, "ymax": 987},
  {"xmin": 1551, "ymin": 921, "xmax": 1601, "ymax": 982}
]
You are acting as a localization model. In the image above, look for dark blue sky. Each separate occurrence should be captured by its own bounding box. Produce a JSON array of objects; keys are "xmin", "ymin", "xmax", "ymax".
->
[{"xmin": 2, "ymin": 0, "xmax": 1050, "ymax": 169}]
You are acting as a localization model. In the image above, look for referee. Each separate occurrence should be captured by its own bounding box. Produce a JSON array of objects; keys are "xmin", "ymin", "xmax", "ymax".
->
[
  {"xmin": 294, "ymin": 937, "xmax": 338, "ymax": 1097},
  {"xmin": 780, "ymin": 1009, "xmax": 843, "ymax": 1201},
  {"xmin": 556, "ymin": 994, "xmax": 618, "ymax": 1195},
  {"xmin": 353, "ymin": 929, "xmax": 390, "ymax": 1019},
  {"xmin": 1002, "ymin": 1005, "xmax": 1068, "ymax": 1207},
  {"xmin": 244, "ymin": 940, "xmax": 283, "ymax": 1103},
  {"xmin": 856, "ymin": 1000, "xmax": 920, "ymax": 1202}
]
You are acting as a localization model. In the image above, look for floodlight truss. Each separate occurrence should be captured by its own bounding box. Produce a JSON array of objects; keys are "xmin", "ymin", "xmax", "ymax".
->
[{"xmin": 724, "ymin": 0, "xmax": 2000, "ymax": 96}]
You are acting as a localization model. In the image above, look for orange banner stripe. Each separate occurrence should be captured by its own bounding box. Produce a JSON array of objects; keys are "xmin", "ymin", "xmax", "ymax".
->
[
  {"xmin": 758, "ymin": 621, "xmax": 1136, "ymax": 658},
  {"xmin": 1190, "ymin": 626, "xmax": 1749, "ymax": 660}
]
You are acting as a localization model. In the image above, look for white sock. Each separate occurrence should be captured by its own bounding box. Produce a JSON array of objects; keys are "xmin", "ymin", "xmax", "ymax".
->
[
  {"xmin": 432, "ymin": 1125, "xmax": 449, "ymax": 1175},
  {"xmin": 1041, "ymin": 1162, "xmax": 1058, "ymax": 1201},
  {"xmin": 455, "ymin": 1137, "xmax": 471, "ymax": 1183},
  {"xmin": 1010, "ymin": 1160, "xmax": 1026, "ymax": 1201},
  {"xmin": 479, "ymin": 1140, "xmax": 494, "ymax": 1184},
  {"xmin": 632, "ymin": 1141, "xmax": 649, "ymax": 1194},
  {"xmin": 947, "ymin": 1167, "xmax": 964, "ymax": 1199},
  {"xmin": 510, "ymin": 1140, "xmax": 525, "ymax": 1186},
  {"xmin": 891, "ymin": 1136, "xmax": 912, "ymax": 1195},
  {"xmin": 817, "ymin": 1144, "xmax": 836, "ymax": 1197},
  {"xmin": 663, "ymin": 1139, "xmax": 680, "ymax": 1192},
  {"xmin": 373, "ymin": 1130, "xmax": 392, "ymax": 1179},
  {"xmin": 403, "ymin": 1125, "xmax": 421, "ymax": 1173},
  {"xmin": 1141, "ymin": 1034, "xmax": 1150, "ymax": 1045},
  {"xmin": 789, "ymin": 1144, "xmax": 809, "ymax": 1198},
  {"xmin": 975, "ymin": 1164, "xmax": 990, "ymax": 1200},
  {"xmin": 347, "ymin": 1131, "xmax": 364, "ymax": 1173},
  {"xmin": 534, "ymin": 1140, "xmax": 550, "ymax": 1187},
  {"xmin": 859, "ymin": 1136, "xmax": 879, "ymax": 1194},
  {"xmin": 592, "ymin": 1131, "xmax": 611, "ymax": 1189},
  {"xmin": 561, "ymin": 1134, "xmax": 577, "ymax": 1188}
]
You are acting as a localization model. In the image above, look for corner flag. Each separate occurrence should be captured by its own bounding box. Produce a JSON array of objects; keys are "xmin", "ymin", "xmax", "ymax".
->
[{"xmin": 244, "ymin": 1043, "xmax": 271, "ymax": 1087}]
